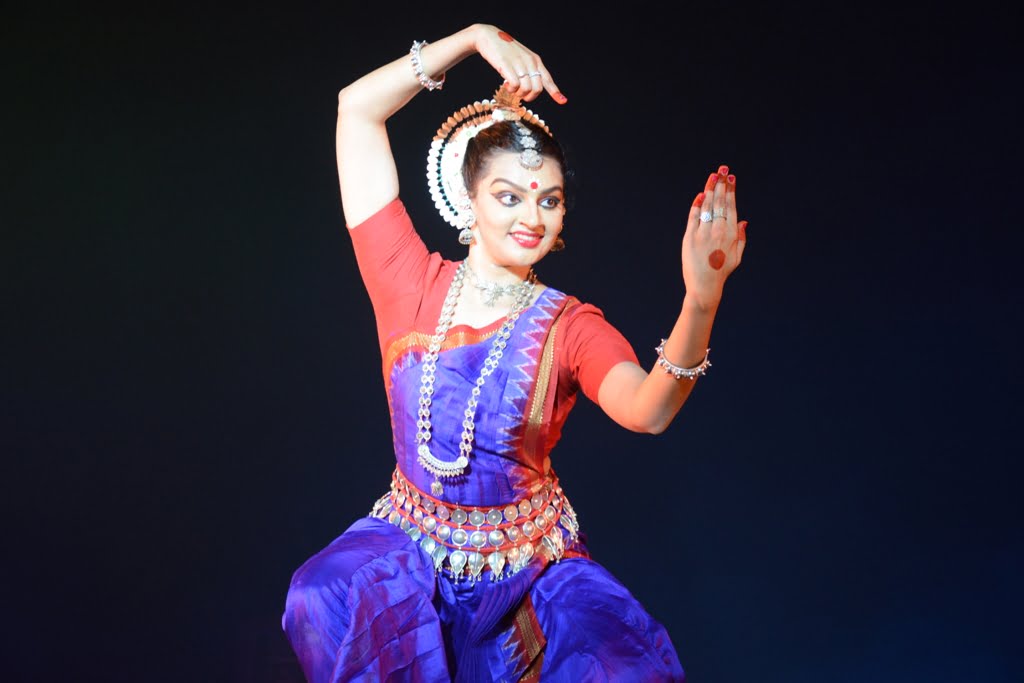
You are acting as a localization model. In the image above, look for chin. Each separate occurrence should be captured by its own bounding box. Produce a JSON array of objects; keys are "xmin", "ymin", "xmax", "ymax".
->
[
  {"xmin": 505, "ymin": 251, "xmax": 546, "ymax": 268},
  {"xmin": 473, "ymin": 240, "xmax": 548, "ymax": 270}
]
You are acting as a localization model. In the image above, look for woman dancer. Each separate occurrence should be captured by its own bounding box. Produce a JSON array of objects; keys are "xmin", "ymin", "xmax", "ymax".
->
[{"xmin": 283, "ymin": 22, "xmax": 747, "ymax": 682}]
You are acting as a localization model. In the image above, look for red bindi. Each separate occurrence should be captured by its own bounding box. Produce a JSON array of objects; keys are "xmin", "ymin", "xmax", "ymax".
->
[
  {"xmin": 708, "ymin": 249, "xmax": 726, "ymax": 270},
  {"xmin": 498, "ymin": 31, "xmax": 514, "ymax": 42},
  {"xmin": 530, "ymin": 181, "xmax": 538, "ymax": 190}
]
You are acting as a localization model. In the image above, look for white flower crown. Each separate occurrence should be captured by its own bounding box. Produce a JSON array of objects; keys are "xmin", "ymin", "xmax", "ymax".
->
[{"xmin": 426, "ymin": 87, "xmax": 552, "ymax": 231}]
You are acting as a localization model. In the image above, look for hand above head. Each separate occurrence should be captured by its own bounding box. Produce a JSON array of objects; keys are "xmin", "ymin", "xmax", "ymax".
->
[
  {"xmin": 473, "ymin": 24, "xmax": 568, "ymax": 105},
  {"xmin": 681, "ymin": 165, "xmax": 748, "ymax": 311}
]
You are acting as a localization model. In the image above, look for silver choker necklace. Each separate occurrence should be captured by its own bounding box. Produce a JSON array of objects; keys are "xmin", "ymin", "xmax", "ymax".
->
[
  {"xmin": 465, "ymin": 264, "xmax": 536, "ymax": 307},
  {"xmin": 416, "ymin": 260, "xmax": 537, "ymax": 495}
]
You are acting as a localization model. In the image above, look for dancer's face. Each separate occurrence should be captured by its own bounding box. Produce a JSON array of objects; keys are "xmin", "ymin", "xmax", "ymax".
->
[{"xmin": 468, "ymin": 151, "xmax": 565, "ymax": 270}]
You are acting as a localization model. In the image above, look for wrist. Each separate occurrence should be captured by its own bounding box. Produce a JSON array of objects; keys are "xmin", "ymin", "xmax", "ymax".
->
[
  {"xmin": 410, "ymin": 40, "xmax": 446, "ymax": 91},
  {"xmin": 683, "ymin": 291, "xmax": 721, "ymax": 316},
  {"xmin": 469, "ymin": 23, "xmax": 493, "ymax": 52}
]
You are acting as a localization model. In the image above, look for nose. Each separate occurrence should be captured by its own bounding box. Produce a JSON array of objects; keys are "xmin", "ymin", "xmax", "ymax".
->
[{"xmin": 521, "ymin": 200, "xmax": 543, "ymax": 230}]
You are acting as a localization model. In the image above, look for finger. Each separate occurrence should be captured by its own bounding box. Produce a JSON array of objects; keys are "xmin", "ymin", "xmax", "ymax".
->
[
  {"xmin": 511, "ymin": 63, "xmax": 540, "ymax": 98},
  {"xmin": 718, "ymin": 171, "xmax": 738, "ymax": 244},
  {"xmin": 686, "ymin": 191, "xmax": 706, "ymax": 234},
  {"xmin": 499, "ymin": 59, "xmax": 531, "ymax": 92},
  {"xmin": 517, "ymin": 64, "xmax": 544, "ymax": 101},
  {"xmin": 736, "ymin": 220, "xmax": 748, "ymax": 265},
  {"xmin": 684, "ymin": 192, "xmax": 705, "ymax": 252},
  {"xmin": 545, "ymin": 70, "xmax": 568, "ymax": 105},
  {"xmin": 713, "ymin": 165, "xmax": 728, "ymax": 214},
  {"xmin": 697, "ymin": 174, "xmax": 718, "ymax": 229},
  {"xmin": 711, "ymin": 165, "xmax": 729, "ymax": 238},
  {"xmin": 505, "ymin": 66, "xmax": 530, "ymax": 93},
  {"xmin": 725, "ymin": 172, "xmax": 738, "ymax": 226},
  {"xmin": 498, "ymin": 65, "xmax": 520, "ymax": 92},
  {"xmin": 519, "ymin": 61, "xmax": 564, "ymax": 104}
]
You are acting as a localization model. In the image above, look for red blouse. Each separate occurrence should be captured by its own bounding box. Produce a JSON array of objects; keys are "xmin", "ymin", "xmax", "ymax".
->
[{"xmin": 348, "ymin": 198, "xmax": 640, "ymax": 409}]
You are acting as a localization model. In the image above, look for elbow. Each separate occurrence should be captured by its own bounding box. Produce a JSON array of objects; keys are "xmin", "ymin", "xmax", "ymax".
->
[
  {"xmin": 337, "ymin": 86, "xmax": 352, "ymax": 115},
  {"xmin": 628, "ymin": 415, "xmax": 672, "ymax": 436},
  {"xmin": 337, "ymin": 84, "xmax": 363, "ymax": 117},
  {"xmin": 633, "ymin": 409, "xmax": 680, "ymax": 435},
  {"xmin": 643, "ymin": 421, "xmax": 670, "ymax": 436}
]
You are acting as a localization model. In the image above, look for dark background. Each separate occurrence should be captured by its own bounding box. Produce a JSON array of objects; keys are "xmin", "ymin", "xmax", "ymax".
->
[{"xmin": 4, "ymin": 3, "xmax": 1022, "ymax": 682}]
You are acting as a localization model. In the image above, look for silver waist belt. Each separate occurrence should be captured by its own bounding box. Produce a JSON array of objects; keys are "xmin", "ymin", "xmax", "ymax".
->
[{"xmin": 369, "ymin": 466, "xmax": 580, "ymax": 583}]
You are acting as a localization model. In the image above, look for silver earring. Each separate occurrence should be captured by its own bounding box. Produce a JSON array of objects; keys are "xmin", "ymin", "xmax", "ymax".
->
[{"xmin": 458, "ymin": 228, "xmax": 474, "ymax": 245}]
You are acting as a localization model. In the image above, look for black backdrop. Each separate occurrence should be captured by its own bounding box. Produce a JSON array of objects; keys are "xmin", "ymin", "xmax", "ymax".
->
[{"xmin": 4, "ymin": 4, "xmax": 1022, "ymax": 682}]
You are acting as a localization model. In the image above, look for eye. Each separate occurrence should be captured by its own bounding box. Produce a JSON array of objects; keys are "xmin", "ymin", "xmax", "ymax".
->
[
  {"xmin": 495, "ymin": 192, "xmax": 520, "ymax": 207},
  {"xmin": 540, "ymin": 196, "xmax": 562, "ymax": 210}
]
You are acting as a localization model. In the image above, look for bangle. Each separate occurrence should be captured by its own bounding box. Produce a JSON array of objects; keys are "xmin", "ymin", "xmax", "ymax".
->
[
  {"xmin": 410, "ymin": 40, "xmax": 446, "ymax": 91},
  {"xmin": 655, "ymin": 340, "xmax": 711, "ymax": 380}
]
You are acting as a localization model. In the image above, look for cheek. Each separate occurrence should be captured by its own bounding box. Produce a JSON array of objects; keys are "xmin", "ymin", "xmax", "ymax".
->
[{"xmin": 476, "ymin": 211, "xmax": 512, "ymax": 237}]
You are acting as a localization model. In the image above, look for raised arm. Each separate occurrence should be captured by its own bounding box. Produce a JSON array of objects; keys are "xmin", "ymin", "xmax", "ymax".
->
[
  {"xmin": 597, "ymin": 166, "xmax": 749, "ymax": 434},
  {"xmin": 336, "ymin": 23, "xmax": 566, "ymax": 227}
]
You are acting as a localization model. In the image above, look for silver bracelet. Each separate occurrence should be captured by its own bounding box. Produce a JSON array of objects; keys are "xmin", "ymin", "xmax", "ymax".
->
[
  {"xmin": 655, "ymin": 340, "xmax": 711, "ymax": 380},
  {"xmin": 410, "ymin": 40, "xmax": 445, "ymax": 91}
]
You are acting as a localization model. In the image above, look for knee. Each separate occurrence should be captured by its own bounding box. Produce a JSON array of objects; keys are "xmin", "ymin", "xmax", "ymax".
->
[
  {"xmin": 280, "ymin": 558, "xmax": 357, "ymax": 683},
  {"xmin": 283, "ymin": 571, "xmax": 346, "ymax": 632},
  {"xmin": 281, "ymin": 542, "xmax": 362, "ymax": 639}
]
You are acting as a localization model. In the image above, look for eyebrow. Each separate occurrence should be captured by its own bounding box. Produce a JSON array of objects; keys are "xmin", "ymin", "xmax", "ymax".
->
[{"xmin": 489, "ymin": 178, "xmax": 563, "ymax": 194}]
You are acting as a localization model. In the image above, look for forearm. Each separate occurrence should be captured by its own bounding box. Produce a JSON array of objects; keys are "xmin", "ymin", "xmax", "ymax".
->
[
  {"xmin": 599, "ymin": 294, "xmax": 718, "ymax": 434},
  {"xmin": 337, "ymin": 24, "xmax": 483, "ymax": 123},
  {"xmin": 639, "ymin": 294, "xmax": 718, "ymax": 432},
  {"xmin": 606, "ymin": 165, "xmax": 746, "ymax": 435},
  {"xmin": 336, "ymin": 25, "xmax": 485, "ymax": 226}
]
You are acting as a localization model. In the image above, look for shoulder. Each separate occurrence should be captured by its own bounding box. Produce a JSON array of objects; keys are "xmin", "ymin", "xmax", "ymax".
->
[
  {"xmin": 558, "ymin": 292, "xmax": 614, "ymax": 328},
  {"xmin": 548, "ymin": 289, "xmax": 635, "ymax": 356}
]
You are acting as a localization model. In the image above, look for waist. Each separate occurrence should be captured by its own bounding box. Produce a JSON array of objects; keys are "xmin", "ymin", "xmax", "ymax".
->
[{"xmin": 369, "ymin": 465, "xmax": 581, "ymax": 583}]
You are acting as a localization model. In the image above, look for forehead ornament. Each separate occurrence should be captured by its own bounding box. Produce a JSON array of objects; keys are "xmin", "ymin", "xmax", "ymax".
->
[
  {"xmin": 427, "ymin": 87, "xmax": 553, "ymax": 235},
  {"xmin": 514, "ymin": 122, "xmax": 543, "ymax": 170}
]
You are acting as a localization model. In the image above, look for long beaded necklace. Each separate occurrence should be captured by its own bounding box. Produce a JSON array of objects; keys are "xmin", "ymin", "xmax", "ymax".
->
[{"xmin": 416, "ymin": 260, "xmax": 537, "ymax": 495}]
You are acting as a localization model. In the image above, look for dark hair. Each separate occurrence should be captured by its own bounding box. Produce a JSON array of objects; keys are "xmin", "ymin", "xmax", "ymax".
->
[{"xmin": 462, "ymin": 120, "xmax": 576, "ymax": 211}]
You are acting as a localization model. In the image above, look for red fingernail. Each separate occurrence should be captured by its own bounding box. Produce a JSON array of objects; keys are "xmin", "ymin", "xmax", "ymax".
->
[
  {"xmin": 708, "ymin": 173, "xmax": 718, "ymax": 187},
  {"xmin": 718, "ymin": 165, "xmax": 729, "ymax": 176},
  {"xmin": 693, "ymin": 192, "xmax": 705, "ymax": 207},
  {"xmin": 554, "ymin": 91, "xmax": 567, "ymax": 104},
  {"xmin": 727, "ymin": 174, "xmax": 736, "ymax": 185}
]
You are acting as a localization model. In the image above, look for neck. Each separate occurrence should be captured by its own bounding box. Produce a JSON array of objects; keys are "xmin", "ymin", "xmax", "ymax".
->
[{"xmin": 465, "ymin": 251, "xmax": 533, "ymax": 284}]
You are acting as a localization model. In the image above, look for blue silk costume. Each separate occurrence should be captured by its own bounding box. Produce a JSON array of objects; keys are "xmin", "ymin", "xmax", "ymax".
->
[{"xmin": 282, "ymin": 199, "xmax": 685, "ymax": 682}]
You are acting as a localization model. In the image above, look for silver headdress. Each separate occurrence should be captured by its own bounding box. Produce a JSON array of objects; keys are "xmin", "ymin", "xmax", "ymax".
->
[{"xmin": 427, "ymin": 87, "xmax": 552, "ymax": 241}]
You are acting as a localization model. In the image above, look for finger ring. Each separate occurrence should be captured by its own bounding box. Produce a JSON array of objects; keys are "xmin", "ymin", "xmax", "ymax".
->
[
  {"xmin": 516, "ymin": 72, "xmax": 528, "ymax": 78},
  {"xmin": 700, "ymin": 211, "xmax": 713, "ymax": 223},
  {"xmin": 528, "ymin": 71, "xmax": 542, "ymax": 78},
  {"xmin": 713, "ymin": 208, "xmax": 726, "ymax": 218}
]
